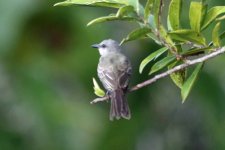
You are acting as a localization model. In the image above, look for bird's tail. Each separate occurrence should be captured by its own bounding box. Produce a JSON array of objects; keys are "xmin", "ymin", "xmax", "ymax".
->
[{"xmin": 109, "ymin": 89, "xmax": 131, "ymax": 121}]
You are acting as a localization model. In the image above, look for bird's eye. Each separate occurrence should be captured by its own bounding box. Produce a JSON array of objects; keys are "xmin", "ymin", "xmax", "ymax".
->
[{"xmin": 102, "ymin": 44, "xmax": 106, "ymax": 48}]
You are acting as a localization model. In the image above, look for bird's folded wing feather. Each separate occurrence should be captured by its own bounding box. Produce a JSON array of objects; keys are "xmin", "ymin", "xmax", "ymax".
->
[{"xmin": 98, "ymin": 57, "xmax": 132, "ymax": 91}]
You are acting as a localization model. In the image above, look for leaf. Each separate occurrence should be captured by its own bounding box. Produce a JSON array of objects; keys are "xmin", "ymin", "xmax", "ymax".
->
[
  {"xmin": 153, "ymin": 0, "xmax": 163, "ymax": 28},
  {"xmin": 212, "ymin": 22, "xmax": 221, "ymax": 47},
  {"xmin": 201, "ymin": 6, "xmax": 225, "ymax": 30},
  {"xmin": 216, "ymin": 14, "xmax": 225, "ymax": 21},
  {"xmin": 120, "ymin": 27, "xmax": 151, "ymax": 44},
  {"xmin": 158, "ymin": 25, "xmax": 177, "ymax": 52},
  {"xmin": 149, "ymin": 55, "xmax": 176, "ymax": 74},
  {"xmin": 54, "ymin": 0, "xmax": 124, "ymax": 8},
  {"xmin": 169, "ymin": 61, "xmax": 186, "ymax": 88},
  {"xmin": 167, "ymin": 0, "xmax": 182, "ymax": 30},
  {"xmin": 181, "ymin": 63, "xmax": 203, "ymax": 102},
  {"xmin": 169, "ymin": 29, "xmax": 206, "ymax": 46},
  {"xmin": 87, "ymin": 15, "xmax": 135, "ymax": 26},
  {"xmin": 219, "ymin": 31, "xmax": 225, "ymax": 42},
  {"xmin": 139, "ymin": 47, "xmax": 168, "ymax": 73},
  {"xmin": 154, "ymin": 26, "xmax": 178, "ymax": 64},
  {"xmin": 148, "ymin": 14, "xmax": 157, "ymax": 29},
  {"xmin": 181, "ymin": 47, "xmax": 212, "ymax": 57},
  {"xmin": 93, "ymin": 78, "xmax": 105, "ymax": 97},
  {"xmin": 189, "ymin": 1, "xmax": 207, "ymax": 32},
  {"xmin": 144, "ymin": 0, "xmax": 154, "ymax": 21},
  {"xmin": 116, "ymin": 5, "xmax": 136, "ymax": 18},
  {"xmin": 169, "ymin": 45, "xmax": 186, "ymax": 89},
  {"xmin": 146, "ymin": 32, "xmax": 161, "ymax": 45},
  {"xmin": 127, "ymin": 0, "xmax": 141, "ymax": 15}
]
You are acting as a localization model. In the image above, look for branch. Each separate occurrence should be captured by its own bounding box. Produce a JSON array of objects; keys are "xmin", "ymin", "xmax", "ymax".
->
[{"xmin": 90, "ymin": 47, "xmax": 225, "ymax": 104}]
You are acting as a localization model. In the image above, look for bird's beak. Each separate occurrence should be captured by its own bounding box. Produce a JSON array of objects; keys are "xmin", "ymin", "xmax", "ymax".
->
[{"xmin": 91, "ymin": 44, "xmax": 100, "ymax": 48}]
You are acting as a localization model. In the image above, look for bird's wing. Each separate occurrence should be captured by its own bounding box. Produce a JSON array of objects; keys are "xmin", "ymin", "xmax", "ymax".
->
[
  {"xmin": 97, "ymin": 65, "xmax": 117, "ymax": 91},
  {"xmin": 97, "ymin": 56, "xmax": 132, "ymax": 91},
  {"xmin": 118, "ymin": 58, "xmax": 132, "ymax": 90}
]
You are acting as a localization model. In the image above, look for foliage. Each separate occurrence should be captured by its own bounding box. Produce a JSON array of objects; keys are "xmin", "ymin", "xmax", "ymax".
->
[
  {"xmin": 93, "ymin": 78, "xmax": 105, "ymax": 97},
  {"xmin": 55, "ymin": 0, "xmax": 225, "ymax": 101}
]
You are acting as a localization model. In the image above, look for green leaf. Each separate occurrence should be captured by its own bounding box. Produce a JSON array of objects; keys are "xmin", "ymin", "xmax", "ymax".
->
[
  {"xmin": 54, "ymin": 0, "xmax": 143, "ymax": 14},
  {"xmin": 93, "ymin": 78, "xmax": 105, "ymax": 97},
  {"xmin": 149, "ymin": 55, "xmax": 176, "ymax": 74},
  {"xmin": 116, "ymin": 5, "xmax": 136, "ymax": 18},
  {"xmin": 54, "ymin": 0, "xmax": 124, "ymax": 8},
  {"xmin": 189, "ymin": 1, "xmax": 207, "ymax": 32},
  {"xmin": 127, "ymin": 0, "xmax": 141, "ymax": 15},
  {"xmin": 216, "ymin": 14, "xmax": 225, "ymax": 21},
  {"xmin": 181, "ymin": 63, "xmax": 203, "ymax": 102},
  {"xmin": 87, "ymin": 15, "xmax": 135, "ymax": 26},
  {"xmin": 146, "ymin": 32, "xmax": 161, "ymax": 45},
  {"xmin": 169, "ymin": 29, "xmax": 206, "ymax": 46},
  {"xmin": 218, "ymin": 31, "xmax": 225, "ymax": 43},
  {"xmin": 201, "ymin": 6, "xmax": 225, "ymax": 30},
  {"xmin": 139, "ymin": 47, "xmax": 168, "ymax": 73},
  {"xmin": 169, "ymin": 45, "xmax": 186, "ymax": 89},
  {"xmin": 212, "ymin": 22, "xmax": 221, "ymax": 47},
  {"xmin": 169, "ymin": 61, "xmax": 186, "ymax": 88},
  {"xmin": 144, "ymin": 0, "xmax": 154, "ymax": 21},
  {"xmin": 158, "ymin": 25, "xmax": 177, "ymax": 52},
  {"xmin": 153, "ymin": 0, "xmax": 163, "ymax": 28},
  {"xmin": 181, "ymin": 47, "xmax": 212, "ymax": 57},
  {"xmin": 121, "ymin": 27, "xmax": 151, "ymax": 44},
  {"xmin": 154, "ymin": 25, "xmax": 178, "ymax": 64},
  {"xmin": 167, "ymin": 0, "xmax": 182, "ymax": 30}
]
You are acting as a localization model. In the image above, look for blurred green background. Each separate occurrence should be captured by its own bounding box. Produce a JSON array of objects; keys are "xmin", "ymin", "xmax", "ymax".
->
[{"xmin": 1, "ymin": 0, "xmax": 225, "ymax": 150}]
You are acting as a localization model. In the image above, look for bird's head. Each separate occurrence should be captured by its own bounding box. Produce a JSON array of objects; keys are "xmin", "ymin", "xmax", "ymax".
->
[{"xmin": 92, "ymin": 39, "xmax": 121, "ymax": 56}]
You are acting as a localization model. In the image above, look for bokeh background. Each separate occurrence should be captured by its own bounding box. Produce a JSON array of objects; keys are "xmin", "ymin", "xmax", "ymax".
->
[{"xmin": 1, "ymin": 0, "xmax": 225, "ymax": 150}]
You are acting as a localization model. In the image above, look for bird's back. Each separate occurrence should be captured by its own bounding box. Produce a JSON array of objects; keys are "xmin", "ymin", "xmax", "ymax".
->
[{"xmin": 97, "ymin": 52, "xmax": 131, "ymax": 90}]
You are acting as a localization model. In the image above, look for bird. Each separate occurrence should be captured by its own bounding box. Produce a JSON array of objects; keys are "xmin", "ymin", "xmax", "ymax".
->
[{"xmin": 92, "ymin": 39, "xmax": 132, "ymax": 121}]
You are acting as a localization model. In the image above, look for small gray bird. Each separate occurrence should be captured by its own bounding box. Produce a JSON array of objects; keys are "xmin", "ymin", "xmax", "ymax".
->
[{"xmin": 92, "ymin": 39, "xmax": 132, "ymax": 121}]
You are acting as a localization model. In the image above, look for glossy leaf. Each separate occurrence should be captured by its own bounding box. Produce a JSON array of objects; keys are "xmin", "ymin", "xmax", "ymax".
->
[
  {"xmin": 201, "ymin": 6, "xmax": 225, "ymax": 30},
  {"xmin": 149, "ymin": 55, "xmax": 176, "ymax": 74},
  {"xmin": 169, "ymin": 29, "xmax": 206, "ymax": 46},
  {"xmin": 181, "ymin": 63, "xmax": 203, "ymax": 102},
  {"xmin": 87, "ymin": 15, "xmax": 135, "ymax": 26},
  {"xmin": 212, "ymin": 22, "xmax": 221, "ymax": 47},
  {"xmin": 139, "ymin": 47, "xmax": 168, "ymax": 73},
  {"xmin": 54, "ymin": 0, "xmax": 124, "ymax": 8},
  {"xmin": 189, "ymin": 1, "xmax": 206, "ymax": 32},
  {"xmin": 144, "ymin": 0, "xmax": 154, "ymax": 21},
  {"xmin": 168, "ymin": 0, "xmax": 182, "ymax": 30},
  {"xmin": 121, "ymin": 27, "xmax": 151, "ymax": 44},
  {"xmin": 93, "ymin": 78, "xmax": 105, "ymax": 97}
]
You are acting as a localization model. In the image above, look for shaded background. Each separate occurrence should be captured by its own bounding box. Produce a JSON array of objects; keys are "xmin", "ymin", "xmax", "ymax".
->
[{"xmin": 0, "ymin": 0, "xmax": 225, "ymax": 150}]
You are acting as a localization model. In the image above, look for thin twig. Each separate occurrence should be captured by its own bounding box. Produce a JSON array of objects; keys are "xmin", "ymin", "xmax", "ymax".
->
[{"xmin": 90, "ymin": 47, "xmax": 225, "ymax": 104}]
